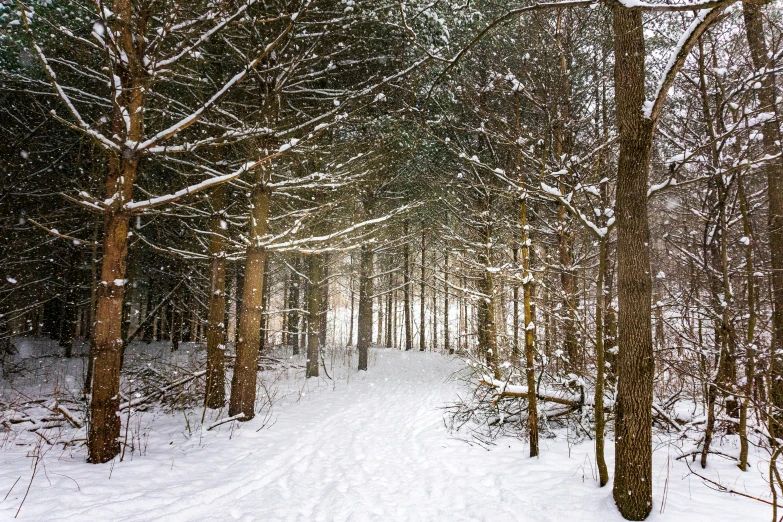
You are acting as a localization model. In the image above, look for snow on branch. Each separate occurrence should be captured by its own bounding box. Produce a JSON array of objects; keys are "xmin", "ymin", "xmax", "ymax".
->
[
  {"xmin": 540, "ymin": 182, "xmax": 610, "ymax": 239},
  {"xmin": 19, "ymin": 9, "xmax": 118, "ymax": 151},
  {"xmin": 137, "ymin": 19, "xmax": 297, "ymax": 150},
  {"xmin": 645, "ymin": 6, "xmax": 728, "ymax": 121},
  {"xmin": 153, "ymin": 0, "xmax": 260, "ymax": 71},
  {"xmin": 267, "ymin": 203, "xmax": 422, "ymax": 252},
  {"xmin": 123, "ymin": 167, "xmax": 250, "ymax": 213},
  {"xmin": 612, "ymin": 0, "xmax": 734, "ymax": 11}
]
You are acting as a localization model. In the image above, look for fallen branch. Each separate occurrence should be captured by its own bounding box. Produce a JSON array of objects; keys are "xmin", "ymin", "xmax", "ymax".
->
[
  {"xmin": 652, "ymin": 402, "xmax": 685, "ymax": 434},
  {"xmin": 119, "ymin": 370, "xmax": 207, "ymax": 411},
  {"xmin": 52, "ymin": 402, "xmax": 82, "ymax": 428},
  {"xmin": 207, "ymin": 413, "xmax": 246, "ymax": 431}
]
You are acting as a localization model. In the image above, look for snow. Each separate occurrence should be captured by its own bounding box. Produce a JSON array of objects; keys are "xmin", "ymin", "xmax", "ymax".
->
[
  {"xmin": 644, "ymin": 9, "xmax": 712, "ymax": 120},
  {"xmin": 0, "ymin": 345, "xmax": 771, "ymax": 521}
]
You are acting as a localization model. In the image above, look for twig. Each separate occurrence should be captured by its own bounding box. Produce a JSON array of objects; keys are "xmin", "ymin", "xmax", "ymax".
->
[
  {"xmin": 3, "ymin": 476, "xmax": 20, "ymax": 501},
  {"xmin": 684, "ymin": 458, "xmax": 783, "ymax": 508}
]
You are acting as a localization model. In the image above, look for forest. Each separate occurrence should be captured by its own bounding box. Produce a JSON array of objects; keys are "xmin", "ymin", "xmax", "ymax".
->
[{"xmin": 0, "ymin": 0, "xmax": 782, "ymax": 520}]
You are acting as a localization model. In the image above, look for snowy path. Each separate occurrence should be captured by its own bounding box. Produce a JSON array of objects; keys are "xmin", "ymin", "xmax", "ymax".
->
[{"xmin": 0, "ymin": 349, "xmax": 770, "ymax": 521}]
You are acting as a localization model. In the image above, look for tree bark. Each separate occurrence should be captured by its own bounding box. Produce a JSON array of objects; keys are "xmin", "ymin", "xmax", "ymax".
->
[
  {"xmin": 420, "ymin": 231, "xmax": 426, "ymax": 351},
  {"xmin": 358, "ymin": 244, "xmax": 374, "ymax": 371},
  {"xmin": 444, "ymin": 248, "xmax": 451, "ymax": 354},
  {"xmin": 287, "ymin": 257, "xmax": 301, "ymax": 355},
  {"xmin": 611, "ymin": 6, "xmax": 655, "ymax": 519},
  {"xmin": 742, "ymin": 0, "xmax": 783, "ymax": 425},
  {"xmin": 228, "ymin": 175, "xmax": 271, "ymax": 420},
  {"xmin": 205, "ymin": 183, "xmax": 228, "ymax": 409},
  {"xmin": 306, "ymin": 254, "xmax": 323, "ymax": 378},
  {"xmin": 403, "ymin": 222, "xmax": 412, "ymax": 351},
  {"xmin": 88, "ymin": 0, "xmax": 145, "ymax": 461}
]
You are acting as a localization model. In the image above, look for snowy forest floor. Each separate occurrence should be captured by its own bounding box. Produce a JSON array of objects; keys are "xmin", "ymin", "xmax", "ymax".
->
[{"xmin": 0, "ymin": 340, "xmax": 773, "ymax": 521}]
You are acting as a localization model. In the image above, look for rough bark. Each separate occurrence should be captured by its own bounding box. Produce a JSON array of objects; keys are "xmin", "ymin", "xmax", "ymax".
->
[
  {"xmin": 228, "ymin": 175, "xmax": 271, "ymax": 420},
  {"xmin": 358, "ymin": 245, "xmax": 374, "ymax": 371},
  {"xmin": 611, "ymin": 6, "xmax": 654, "ymax": 519},
  {"xmin": 88, "ymin": 0, "xmax": 145, "ymax": 463},
  {"xmin": 444, "ymin": 248, "xmax": 451, "ymax": 354},
  {"xmin": 742, "ymin": 0, "xmax": 783, "ymax": 424},
  {"xmin": 287, "ymin": 257, "xmax": 301, "ymax": 355},
  {"xmin": 403, "ymin": 222, "xmax": 413, "ymax": 351},
  {"xmin": 420, "ymin": 232, "xmax": 426, "ymax": 351},
  {"xmin": 205, "ymin": 183, "xmax": 227, "ymax": 409},
  {"xmin": 306, "ymin": 254, "xmax": 323, "ymax": 378}
]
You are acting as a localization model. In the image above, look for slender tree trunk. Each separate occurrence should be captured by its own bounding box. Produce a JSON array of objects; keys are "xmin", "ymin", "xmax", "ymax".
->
[
  {"xmin": 595, "ymin": 238, "xmax": 609, "ymax": 485},
  {"xmin": 520, "ymin": 197, "xmax": 538, "ymax": 457},
  {"xmin": 743, "ymin": 0, "xmax": 783, "ymax": 422},
  {"xmin": 738, "ymin": 174, "xmax": 756, "ymax": 471},
  {"xmin": 205, "ymin": 183, "xmax": 227, "ymax": 408},
  {"xmin": 306, "ymin": 254, "xmax": 323, "ymax": 378},
  {"xmin": 385, "ymin": 269, "xmax": 393, "ymax": 348},
  {"xmin": 420, "ymin": 231, "xmax": 426, "ymax": 351},
  {"xmin": 358, "ymin": 245, "xmax": 374, "ymax": 370},
  {"xmin": 478, "ymin": 223, "xmax": 500, "ymax": 379},
  {"xmin": 403, "ymin": 223, "xmax": 412, "ymax": 351},
  {"xmin": 228, "ymin": 175, "xmax": 271, "ymax": 420},
  {"xmin": 444, "ymin": 248, "xmax": 451, "ymax": 354},
  {"xmin": 288, "ymin": 257, "xmax": 300, "ymax": 355},
  {"xmin": 348, "ymin": 258, "xmax": 355, "ymax": 348},
  {"xmin": 319, "ymin": 253, "xmax": 329, "ymax": 349}
]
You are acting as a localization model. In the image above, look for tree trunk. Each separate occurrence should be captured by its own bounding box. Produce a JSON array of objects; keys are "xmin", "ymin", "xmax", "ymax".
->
[
  {"xmin": 742, "ymin": 0, "xmax": 783, "ymax": 424},
  {"xmin": 306, "ymin": 254, "xmax": 323, "ymax": 378},
  {"xmin": 385, "ymin": 269, "xmax": 393, "ymax": 348},
  {"xmin": 358, "ymin": 244, "xmax": 374, "ymax": 371},
  {"xmin": 595, "ymin": 238, "xmax": 609, "ymax": 486},
  {"xmin": 287, "ymin": 257, "xmax": 300, "ymax": 355},
  {"xmin": 228, "ymin": 176, "xmax": 271, "ymax": 421},
  {"xmin": 89, "ymin": 208, "xmax": 132, "ymax": 463},
  {"xmin": 738, "ymin": 174, "xmax": 756, "ymax": 471},
  {"xmin": 520, "ymin": 196, "xmax": 538, "ymax": 457},
  {"xmin": 403, "ymin": 223, "xmax": 412, "ymax": 351},
  {"xmin": 420, "ymin": 231, "xmax": 426, "ymax": 351},
  {"xmin": 205, "ymin": 183, "xmax": 227, "ymax": 409},
  {"xmin": 444, "ymin": 249, "xmax": 451, "ymax": 354},
  {"xmin": 319, "ymin": 254, "xmax": 329, "ymax": 349},
  {"xmin": 611, "ymin": 6, "xmax": 655, "ymax": 519}
]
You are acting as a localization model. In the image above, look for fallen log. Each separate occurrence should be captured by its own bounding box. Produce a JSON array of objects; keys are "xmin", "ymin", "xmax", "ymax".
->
[{"xmin": 479, "ymin": 379, "xmax": 583, "ymax": 407}]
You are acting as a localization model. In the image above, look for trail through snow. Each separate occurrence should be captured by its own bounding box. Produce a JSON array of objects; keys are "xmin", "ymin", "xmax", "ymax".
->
[{"xmin": 0, "ymin": 349, "xmax": 770, "ymax": 521}]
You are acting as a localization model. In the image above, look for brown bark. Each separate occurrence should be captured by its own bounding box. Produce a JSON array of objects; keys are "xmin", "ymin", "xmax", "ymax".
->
[
  {"xmin": 88, "ymin": 0, "xmax": 146, "ymax": 464},
  {"xmin": 444, "ymin": 248, "xmax": 451, "ymax": 354},
  {"xmin": 358, "ymin": 244, "xmax": 374, "ymax": 371},
  {"xmin": 478, "ymin": 223, "xmax": 500, "ymax": 380},
  {"xmin": 611, "ymin": 6, "xmax": 654, "ymax": 519},
  {"xmin": 742, "ymin": 0, "xmax": 783, "ymax": 422},
  {"xmin": 228, "ymin": 174, "xmax": 271, "ymax": 420},
  {"xmin": 403, "ymin": 222, "xmax": 412, "ymax": 351},
  {"xmin": 318, "ymin": 254, "xmax": 329, "ymax": 348},
  {"xmin": 89, "ymin": 209, "xmax": 132, "ymax": 463},
  {"xmin": 287, "ymin": 257, "xmax": 301, "ymax": 354},
  {"xmin": 738, "ymin": 174, "xmax": 756, "ymax": 471},
  {"xmin": 420, "ymin": 232, "xmax": 427, "ymax": 352},
  {"xmin": 306, "ymin": 254, "xmax": 323, "ymax": 378},
  {"xmin": 205, "ymin": 183, "xmax": 227, "ymax": 409}
]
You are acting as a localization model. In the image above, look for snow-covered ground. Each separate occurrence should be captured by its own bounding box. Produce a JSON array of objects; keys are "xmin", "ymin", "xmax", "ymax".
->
[{"xmin": 0, "ymin": 346, "xmax": 772, "ymax": 521}]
